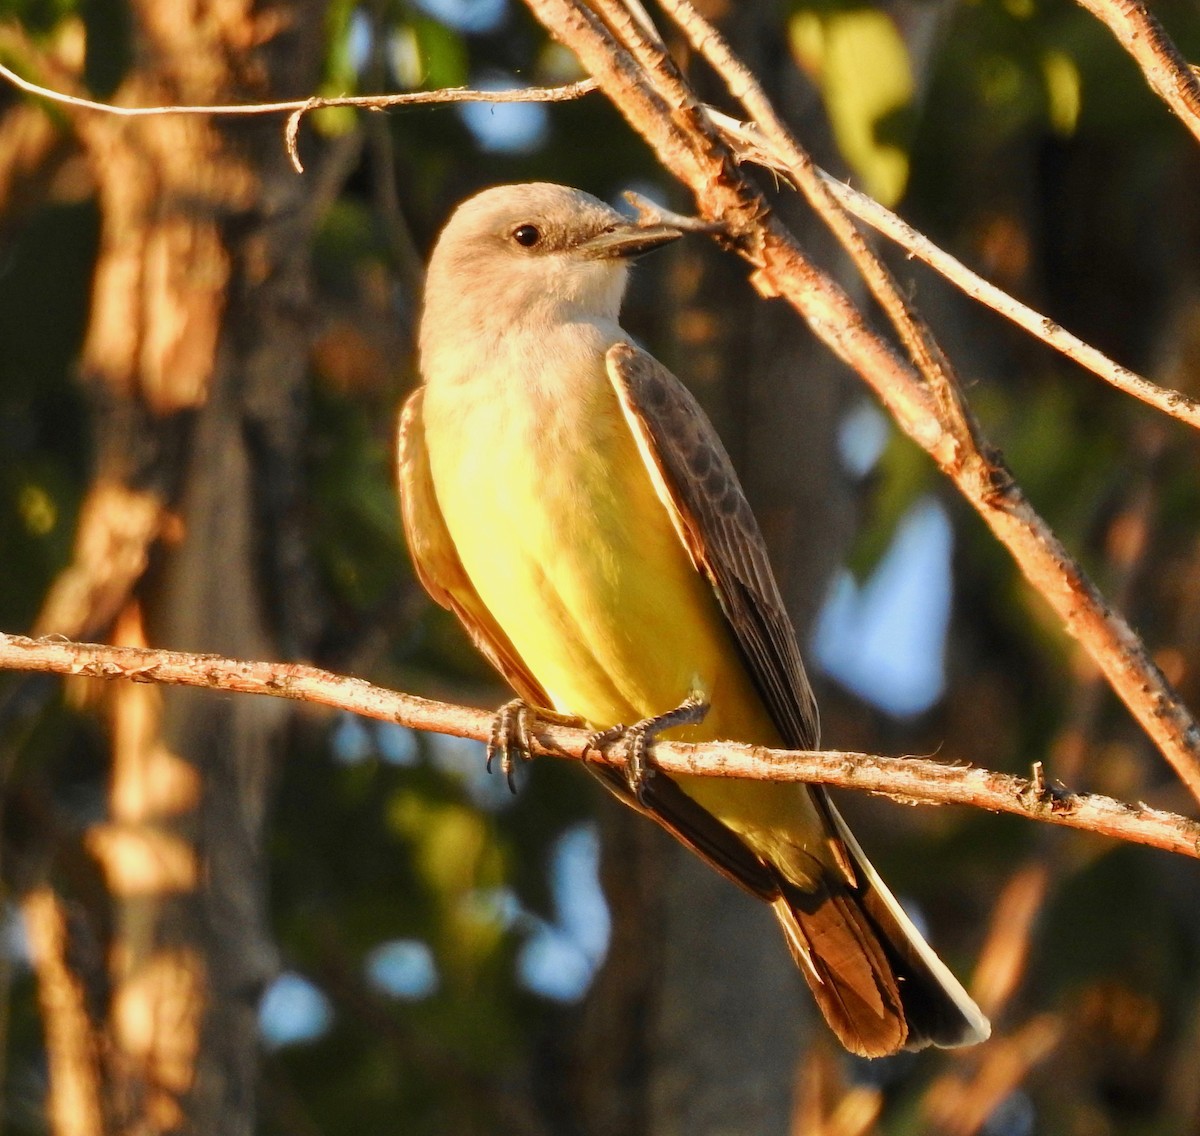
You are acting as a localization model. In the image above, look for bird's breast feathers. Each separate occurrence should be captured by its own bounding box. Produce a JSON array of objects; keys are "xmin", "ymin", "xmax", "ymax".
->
[{"xmin": 422, "ymin": 334, "xmax": 744, "ymax": 732}]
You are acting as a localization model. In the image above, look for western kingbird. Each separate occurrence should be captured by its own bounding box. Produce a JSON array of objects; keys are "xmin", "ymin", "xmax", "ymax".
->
[{"xmin": 398, "ymin": 182, "xmax": 989, "ymax": 1056}]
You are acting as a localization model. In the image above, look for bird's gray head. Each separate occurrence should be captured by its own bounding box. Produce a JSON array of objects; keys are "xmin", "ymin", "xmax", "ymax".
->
[{"xmin": 420, "ymin": 183, "xmax": 681, "ymax": 355}]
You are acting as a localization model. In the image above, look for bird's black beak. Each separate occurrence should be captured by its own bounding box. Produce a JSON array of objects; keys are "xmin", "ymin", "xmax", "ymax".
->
[{"xmin": 577, "ymin": 221, "xmax": 684, "ymax": 260}]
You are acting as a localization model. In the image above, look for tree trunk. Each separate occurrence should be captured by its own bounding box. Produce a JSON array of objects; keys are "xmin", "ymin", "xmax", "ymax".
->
[{"xmin": 32, "ymin": 3, "xmax": 329, "ymax": 1131}]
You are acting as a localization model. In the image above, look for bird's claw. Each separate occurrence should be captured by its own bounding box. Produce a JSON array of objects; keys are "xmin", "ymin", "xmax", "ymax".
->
[
  {"xmin": 623, "ymin": 723, "xmax": 654, "ymax": 796},
  {"xmin": 583, "ymin": 693, "xmax": 710, "ymax": 803},
  {"xmin": 486, "ymin": 700, "xmax": 583, "ymax": 792},
  {"xmin": 582, "ymin": 722, "xmax": 651, "ymax": 798},
  {"xmin": 487, "ymin": 698, "xmax": 534, "ymax": 793}
]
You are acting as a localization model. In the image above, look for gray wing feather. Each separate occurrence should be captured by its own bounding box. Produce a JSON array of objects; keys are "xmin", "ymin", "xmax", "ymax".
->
[{"xmin": 606, "ymin": 342, "xmax": 820, "ymax": 751}]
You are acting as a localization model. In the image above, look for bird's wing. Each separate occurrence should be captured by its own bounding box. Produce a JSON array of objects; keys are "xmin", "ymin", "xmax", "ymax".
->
[
  {"xmin": 400, "ymin": 387, "xmax": 778, "ymax": 899},
  {"xmin": 398, "ymin": 389, "xmax": 551, "ymax": 706},
  {"xmin": 608, "ymin": 347, "xmax": 993, "ymax": 1053},
  {"xmin": 606, "ymin": 342, "xmax": 820, "ymax": 751}
]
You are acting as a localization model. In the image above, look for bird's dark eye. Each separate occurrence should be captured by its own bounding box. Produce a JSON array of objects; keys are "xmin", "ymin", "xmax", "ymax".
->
[{"xmin": 512, "ymin": 224, "xmax": 542, "ymax": 248}]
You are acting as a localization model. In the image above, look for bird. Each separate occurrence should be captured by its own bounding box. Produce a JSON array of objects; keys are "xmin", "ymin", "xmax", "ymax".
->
[{"xmin": 397, "ymin": 181, "xmax": 990, "ymax": 1057}]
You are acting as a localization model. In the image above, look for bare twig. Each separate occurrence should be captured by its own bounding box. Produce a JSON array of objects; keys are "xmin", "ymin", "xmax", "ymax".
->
[
  {"xmin": 659, "ymin": 0, "xmax": 982, "ymax": 450},
  {"xmin": 33, "ymin": 483, "xmax": 166, "ymax": 640},
  {"xmin": 1070, "ymin": 0, "xmax": 1200, "ymax": 147},
  {"xmin": 1, "ymin": 633, "xmax": 1197, "ymax": 858},
  {"xmin": 815, "ymin": 172, "xmax": 1200, "ymax": 431},
  {"xmin": 969, "ymin": 863, "xmax": 1051, "ymax": 1020},
  {"xmin": 701, "ymin": 111, "xmax": 1200, "ymax": 432},
  {"xmin": 0, "ymin": 58, "xmax": 597, "ymax": 119},
  {"xmin": 521, "ymin": 0, "xmax": 1200, "ymax": 806},
  {"xmin": 792, "ymin": 1045, "xmax": 882, "ymax": 1136},
  {"xmin": 2, "ymin": 0, "xmax": 1194, "ymax": 835},
  {"xmin": 0, "ymin": 58, "xmax": 597, "ymax": 171}
]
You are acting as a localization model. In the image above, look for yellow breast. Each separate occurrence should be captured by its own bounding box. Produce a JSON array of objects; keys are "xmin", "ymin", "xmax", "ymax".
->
[{"xmin": 422, "ymin": 349, "xmax": 772, "ymax": 744}]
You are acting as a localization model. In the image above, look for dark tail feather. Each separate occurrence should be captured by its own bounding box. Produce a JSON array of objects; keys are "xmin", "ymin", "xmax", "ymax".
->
[{"xmin": 772, "ymin": 804, "xmax": 990, "ymax": 1058}]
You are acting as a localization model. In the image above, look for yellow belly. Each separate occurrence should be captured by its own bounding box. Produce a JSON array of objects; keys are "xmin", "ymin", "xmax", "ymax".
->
[{"xmin": 423, "ymin": 362, "xmax": 831, "ymax": 882}]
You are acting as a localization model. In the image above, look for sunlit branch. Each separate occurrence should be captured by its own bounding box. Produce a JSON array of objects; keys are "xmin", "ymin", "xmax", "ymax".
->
[
  {"xmin": 1, "ymin": 633, "xmax": 1197, "ymax": 859},
  {"xmin": 818, "ymin": 170, "xmax": 1200, "ymax": 429},
  {"xmin": 655, "ymin": 0, "xmax": 980, "ymax": 450},
  {"xmin": 520, "ymin": 0, "xmax": 1200, "ymax": 808},
  {"xmin": 700, "ymin": 111, "xmax": 1200, "ymax": 434},
  {"xmin": 21, "ymin": 888, "xmax": 105, "ymax": 1136},
  {"xmin": 9, "ymin": 15, "xmax": 1191, "ymax": 437},
  {"xmin": 1070, "ymin": 0, "xmax": 1200, "ymax": 148},
  {"xmin": 0, "ymin": 59, "xmax": 597, "ymax": 172},
  {"xmin": 924, "ymin": 1014, "xmax": 1064, "ymax": 1131}
]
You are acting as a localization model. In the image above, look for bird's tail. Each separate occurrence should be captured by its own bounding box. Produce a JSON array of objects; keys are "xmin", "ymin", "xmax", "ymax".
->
[{"xmin": 771, "ymin": 802, "xmax": 990, "ymax": 1058}]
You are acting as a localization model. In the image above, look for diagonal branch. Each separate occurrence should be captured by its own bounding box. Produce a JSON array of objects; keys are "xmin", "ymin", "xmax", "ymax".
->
[
  {"xmin": 5, "ymin": 3, "xmax": 1196, "ymax": 828},
  {"xmin": 519, "ymin": 0, "xmax": 1200, "ymax": 807},
  {"xmin": 701, "ymin": 110, "xmax": 1200, "ymax": 433},
  {"xmin": 6, "ymin": 15, "xmax": 1194, "ymax": 428},
  {"xmin": 657, "ymin": 0, "xmax": 978, "ymax": 447},
  {"xmin": 1070, "ymin": 0, "xmax": 1200, "ymax": 147},
  {"xmin": 817, "ymin": 165, "xmax": 1200, "ymax": 430},
  {"xmin": 0, "ymin": 633, "xmax": 1197, "ymax": 859},
  {"xmin": 21, "ymin": 887, "xmax": 105, "ymax": 1136}
]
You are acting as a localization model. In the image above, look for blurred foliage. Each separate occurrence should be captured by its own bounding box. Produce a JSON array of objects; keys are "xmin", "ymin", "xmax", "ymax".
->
[
  {"xmin": 0, "ymin": 199, "xmax": 94, "ymax": 631},
  {"xmin": 2, "ymin": 0, "xmax": 1200, "ymax": 1133},
  {"xmin": 790, "ymin": 6, "xmax": 915, "ymax": 203}
]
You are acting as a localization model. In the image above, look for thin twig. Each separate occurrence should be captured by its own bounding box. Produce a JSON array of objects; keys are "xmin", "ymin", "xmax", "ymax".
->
[
  {"xmin": 670, "ymin": 4, "xmax": 1200, "ymax": 799},
  {"xmin": 1, "ymin": 633, "xmax": 1197, "ymax": 858},
  {"xmin": 924, "ymin": 1014, "xmax": 1063, "ymax": 1136},
  {"xmin": 7, "ymin": 24, "xmax": 1190, "ymax": 428},
  {"xmin": 0, "ymin": 59, "xmax": 597, "ymax": 118},
  {"xmin": 969, "ymin": 863, "xmax": 1050, "ymax": 1020},
  {"xmin": 0, "ymin": 59, "xmax": 597, "ymax": 172},
  {"xmin": 819, "ymin": 170, "xmax": 1200, "ymax": 429},
  {"xmin": 704, "ymin": 111, "xmax": 1200, "ymax": 433},
  {"xmin": 1071, "ymin": 0, "xmax": 1200, "ymax": 147},
  {"xmin": 660, "ymin": 0, "xmax": 982, "ymax": 450}
]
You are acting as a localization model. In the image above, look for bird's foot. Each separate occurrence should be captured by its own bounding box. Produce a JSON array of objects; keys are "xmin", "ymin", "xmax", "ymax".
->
[
  {"xmin": 582, "ymin": 692, "xmax": 710, "ymax": 802},
  {"xmin": 487, "ymin": 699, "xmax": 580, "ymax": 792}
]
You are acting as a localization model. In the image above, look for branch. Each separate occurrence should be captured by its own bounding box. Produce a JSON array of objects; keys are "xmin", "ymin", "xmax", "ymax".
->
[
  {"xmin": 8, "ymin": 18, "xmax": 1192, "ymax": 433},
  {"xmin": 520, "ymin": 0, "xmax": 1200, "ymax": 807},
  {"xmin": 0, "ymin": 57, "xmax": 597, "ymax": 171},
  {"xmin": 1070, "ymin": 0, "xmax": 1200, "ymax": 148},
  {"xmin": 3, "ymin": 11, "xmax": 1194, "ymax": 431},
  {"xmin": 924, "ymin": 1013, "xmax": 1064, "ymax": 1134},
  {"xmin": 817, "ymin": 170, "xmax": 1200, "ymax": 430},
  {"xmin": 696, "ymin": 112, "xmax": 1200, "ymax": 433},
  {"xmin": 3, "ymin": 0, "xmax": 1194, "ymax": 834},
  {"xmin": 1, "ymin": 634, "xmax": 1197, "ymax": 859}
]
